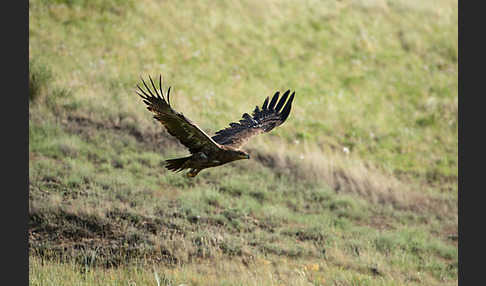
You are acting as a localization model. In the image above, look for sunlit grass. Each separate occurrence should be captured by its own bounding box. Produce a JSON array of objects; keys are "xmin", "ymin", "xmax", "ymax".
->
[
  {"xmin": 29, "ymin": 0, "xmax": 457, "ymax": 184},
  {"xmin": 29, "ymin": 0, "xmax": 457, "ymax": 285}
]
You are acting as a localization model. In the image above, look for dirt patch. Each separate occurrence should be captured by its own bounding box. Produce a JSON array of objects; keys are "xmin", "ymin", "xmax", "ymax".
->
[
  {"xmin": 63, "ymin": 115, "xmax": 182, "ymax": 154},
  {"xmin": 29, "ymin": 208, "xmax": 180, "ymax": 268},
  {"xmin": 29, "ymin": 202, "xmax": 266, "ymax": 268}
]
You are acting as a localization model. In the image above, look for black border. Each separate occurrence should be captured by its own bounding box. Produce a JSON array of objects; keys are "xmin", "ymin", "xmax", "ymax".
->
[
  {"xmin": 457, "ymin": 0, "xmax": 463, "ymax": 285},
  {"xmin": 5, "ymin": 0, "xmax": 29, "ymax": 285}
]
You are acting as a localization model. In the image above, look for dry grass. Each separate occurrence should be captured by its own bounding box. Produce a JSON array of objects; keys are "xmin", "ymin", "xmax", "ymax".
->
[{"xmin": 250, "ymin": 139, "xmax": 455, "ymax": 216}]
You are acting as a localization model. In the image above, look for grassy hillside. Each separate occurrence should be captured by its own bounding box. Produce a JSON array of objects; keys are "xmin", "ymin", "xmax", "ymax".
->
[{"xmin": 29, "ymin": 0, "xmax": 458, "ymax": 285}]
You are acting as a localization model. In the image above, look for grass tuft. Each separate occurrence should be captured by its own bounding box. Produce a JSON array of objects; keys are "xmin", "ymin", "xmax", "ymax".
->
[{"xmin": 29, "ymin": 59, "xmax": 53, "ymax": 102}]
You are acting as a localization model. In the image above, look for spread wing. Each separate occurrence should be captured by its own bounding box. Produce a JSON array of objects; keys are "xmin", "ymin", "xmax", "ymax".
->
[
  {"xmin": 136, "ymin": 75, "xmax": 222, "ymax": 154},
  {"xmin": 212, "ymin": 90, "xmax": 295, "ymax": 149}
]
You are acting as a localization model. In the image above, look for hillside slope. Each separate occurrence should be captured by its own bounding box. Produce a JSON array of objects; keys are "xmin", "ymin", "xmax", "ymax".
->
[{"xmin": 29, "ymin": 0, "xmax": 457, "ymax": 285}]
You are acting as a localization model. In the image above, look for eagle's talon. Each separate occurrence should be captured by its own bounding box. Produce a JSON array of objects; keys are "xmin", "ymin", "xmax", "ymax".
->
[{"xmin": 186, "ymin": 169, "xmax": 199, "ymax": 177}]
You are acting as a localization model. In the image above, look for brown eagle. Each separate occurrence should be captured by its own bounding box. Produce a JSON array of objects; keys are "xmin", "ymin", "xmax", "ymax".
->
[{"xmin": 136, "ymin": 75, "xmax": 295, "ymax": 177}]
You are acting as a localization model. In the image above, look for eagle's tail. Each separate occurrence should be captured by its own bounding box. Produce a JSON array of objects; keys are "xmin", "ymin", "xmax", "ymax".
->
[{"xmin": 165, "ymin": 156, "xmax": 191, "ymax": 172}]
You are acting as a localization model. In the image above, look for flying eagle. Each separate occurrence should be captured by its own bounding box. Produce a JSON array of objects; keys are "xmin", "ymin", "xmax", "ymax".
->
[{"xmin": 136, "ymin": 75, "xmax": 295, "ymax": 177}]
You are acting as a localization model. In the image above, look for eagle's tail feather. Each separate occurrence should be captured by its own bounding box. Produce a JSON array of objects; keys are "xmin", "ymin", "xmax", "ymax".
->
[{"xmin": 165, "ymin": 157, "xmax": 191, "ymax": 172}]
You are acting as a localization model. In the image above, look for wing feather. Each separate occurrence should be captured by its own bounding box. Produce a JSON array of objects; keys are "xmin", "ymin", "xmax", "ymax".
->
[
  {"xmin": 137, "ymin": 75, "xmax": 221, "ymax": 154},
  {"xmin": 268, "ymin": 91, "xmax": 280, "ymax": 110},
  {"xmin": 274, "ymin": 90, "xmax": 290, "ymax": 112},
  {"xmin": 211, "ymin": 90, "xmax": 295, "ymax": 149},
  {"xmin": 261, "ymin": 96, "xmax": 269, "ymax": 110}
]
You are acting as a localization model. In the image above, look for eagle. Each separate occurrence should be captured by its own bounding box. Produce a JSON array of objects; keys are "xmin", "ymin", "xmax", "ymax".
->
[{"xmin": 136, "ymin": 75, "xmax": 295, "ymax": 177}]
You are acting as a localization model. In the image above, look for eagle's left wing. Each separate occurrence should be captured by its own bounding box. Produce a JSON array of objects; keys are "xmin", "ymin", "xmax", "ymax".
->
[
  {"xmin": 137, "ymin": 76, "xmax": 222, "ymax": 154},
  {"xmin": 212, "ymin": 90, "xmax": 295, "ymax": 149}
]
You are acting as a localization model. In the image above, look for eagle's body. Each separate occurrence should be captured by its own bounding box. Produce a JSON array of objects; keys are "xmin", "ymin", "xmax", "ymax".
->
[
  {"xmin": 136, "ymin": 76, "xmax": 295, "ymax": 177},
  {"xmin": 166, "ymin": 146, "xmax": 249, "ymax": 177}
]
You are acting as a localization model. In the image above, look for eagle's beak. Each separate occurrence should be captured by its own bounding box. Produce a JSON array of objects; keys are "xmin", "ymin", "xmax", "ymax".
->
[{"xmin": 241, "ymin": 154, "xmax": 250, "ymax": 159}]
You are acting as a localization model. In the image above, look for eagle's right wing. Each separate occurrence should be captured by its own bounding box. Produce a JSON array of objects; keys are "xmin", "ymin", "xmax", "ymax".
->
[
  {"xmin": 137, "ymin": 76, "xmax": 222, "ymax": 154},
  {"xmin": 211, "ymin": 90, "xmax": 295, "ymax": 149}
]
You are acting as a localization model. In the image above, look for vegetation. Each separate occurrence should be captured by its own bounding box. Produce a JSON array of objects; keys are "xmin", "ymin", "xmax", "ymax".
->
[{"xmin": 29, "ymin": 0, "xmax": 457, "ymax": 285}]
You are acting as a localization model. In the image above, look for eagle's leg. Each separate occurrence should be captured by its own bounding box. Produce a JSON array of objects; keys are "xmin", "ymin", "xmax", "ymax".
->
[{"xmin": 186, "ymin": 168, "xmax": 201, "ymax": 178}]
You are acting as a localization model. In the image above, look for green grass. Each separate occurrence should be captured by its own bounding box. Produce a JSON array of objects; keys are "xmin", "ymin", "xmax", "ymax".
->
[{"xmin": 29, "ymin": 0, "xmax": 457, "ymax": 285}]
